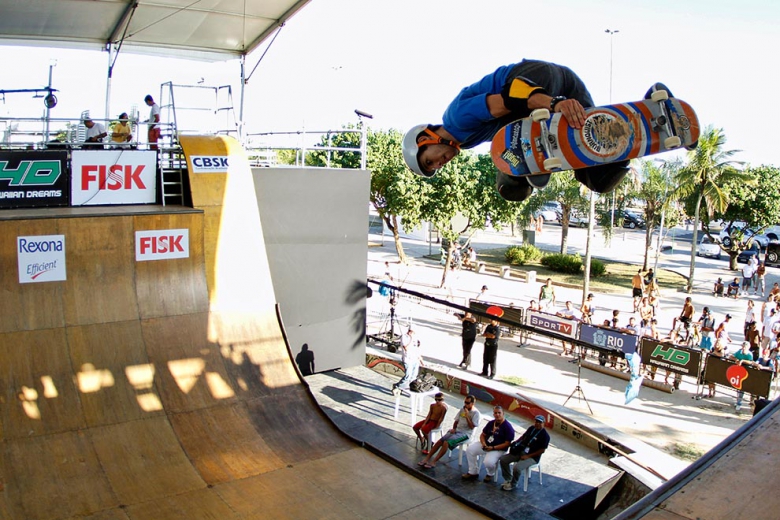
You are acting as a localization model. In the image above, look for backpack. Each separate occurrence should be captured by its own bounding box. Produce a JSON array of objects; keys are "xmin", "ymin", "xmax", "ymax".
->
[{"xmin": 410, "ymin": 372, "xmax": 437, "ymax": 393}]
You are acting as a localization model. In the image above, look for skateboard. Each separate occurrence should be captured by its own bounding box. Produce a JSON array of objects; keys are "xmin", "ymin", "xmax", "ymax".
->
[{"xmin": 490, "ymin": 90, "xmax": 699, "ymax": 189}]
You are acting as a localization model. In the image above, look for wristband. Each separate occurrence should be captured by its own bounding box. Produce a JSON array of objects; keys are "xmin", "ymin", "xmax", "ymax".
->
[{"xmin": 550, "ymin": 96, "xmax": 566, "ymax": 112}]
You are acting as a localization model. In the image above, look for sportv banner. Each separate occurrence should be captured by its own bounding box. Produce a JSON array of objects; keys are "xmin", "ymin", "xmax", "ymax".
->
[
  {"xmin": 641, "ymin": 338, "xmax": 702, "ymax": 377},
  {"xmin": 703, "ymin": 356, "xmax": 772, "ymax": 398},
  {"xmin": 71, "ymin": 150, "xmax": 157, "ymax": 205},
  {"xmin": 580, "ymin": 324, "xmax": 639, "ymax": 355},
  {"xmin": 0, "ymin": 151, "xmax": 69, "ymax": 208},
  {"xmin": 526, "ymin": 310, "xmax": 578, "ymax": 339}
]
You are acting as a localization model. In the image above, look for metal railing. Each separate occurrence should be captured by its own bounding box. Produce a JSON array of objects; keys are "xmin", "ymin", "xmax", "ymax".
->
[{"xmin": 244, "ymin": 126, "xmax": 367, "ymax": 170}]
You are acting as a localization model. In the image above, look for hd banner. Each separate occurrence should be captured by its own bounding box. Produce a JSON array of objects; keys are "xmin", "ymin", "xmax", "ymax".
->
[
  {"xmin": 580, "ymin": 324, "xmax": 639, "ymax": 355},
  {"xmin": 641, "ymin": 338, "xmax": 703, "ymax": 377},
  {"xmin": 0, "ymin": 151, "xmax": 69, "ymax": 208},
  {"xmin": 526, "ymin": 310, "xmax": 578, "ymax": 339}
]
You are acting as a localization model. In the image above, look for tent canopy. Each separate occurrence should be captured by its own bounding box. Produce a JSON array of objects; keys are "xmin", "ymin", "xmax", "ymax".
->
[{"xmin": 0, "ymin": 0, "xmax": 311, "ymax": 60}]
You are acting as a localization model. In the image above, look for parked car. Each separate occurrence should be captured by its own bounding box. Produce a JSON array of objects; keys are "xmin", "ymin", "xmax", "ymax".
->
[
  {"xmin": 766, "ymin": 242, "xmax": 780, "ymax": 267},
  {"xmin": 737, "ymin": 242, "xmax": 761, "ymax": 263},
  {"xmin": 534, "ymin": 202, "xmax": 561, "ymax": 223},
  {"xmin": 563, "ymin": 210, "xmax": 589, "ymax": 228},
  {"xmin": 696, "ymin": 235, "xmax": 721, "ymax": 259},
  {"xmin": 720, "ymin": 223, "xmax": 768, "ymax": 249},
  {"xmin": 622, "ymin": 211, "xmax": 646, "ymax": 229}
]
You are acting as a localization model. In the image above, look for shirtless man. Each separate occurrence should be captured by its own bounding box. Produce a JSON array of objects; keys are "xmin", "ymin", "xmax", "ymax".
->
[
  {"xmin": 638, "ymin": 297, "xmax": 654, "ymax": 328},
  {"xmin": 631, "ymin": 270, "xmax": 645, "ymax": 312},
  {"xmin": 413, "ymin": 392, "xmax": 448, "ymax": 453}
]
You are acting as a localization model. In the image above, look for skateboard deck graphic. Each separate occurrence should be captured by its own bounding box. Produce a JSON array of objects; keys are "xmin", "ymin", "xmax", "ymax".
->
[{"xmin": 490, "ymin": 95, "xmax": 699, "ymax": 189}]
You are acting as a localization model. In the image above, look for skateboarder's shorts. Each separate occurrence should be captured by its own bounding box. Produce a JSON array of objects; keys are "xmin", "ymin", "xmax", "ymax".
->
[
  {"xmin": 443, "ymin": 432, "xmax": 470, "ymax": 450},
  {"xmin": 632, "ymin": 288, "xmax": 642, "ymax": 298}
]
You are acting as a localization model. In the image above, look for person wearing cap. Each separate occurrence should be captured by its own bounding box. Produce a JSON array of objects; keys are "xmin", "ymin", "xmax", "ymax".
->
[
  {"xmin": 697, "ymin": 307, "xmax": 716, "ymax": 351},
  {"xmin": 83, "ymin": 116, "xmax": 107, "ymax": 148},
  {"xmin": 418, "ymin": 394, "xmax": 481, "ymax": 469},
  {"xmin": 499, "ymin": 415, "xmax": 550, "ymax": 491},
  {"xmin": 111, "ymin": 112, "xmax": 133, "ymax": 146},
  {"xmin": 398, "ymin": 60, "xmax": 677, "ymax": 202}
]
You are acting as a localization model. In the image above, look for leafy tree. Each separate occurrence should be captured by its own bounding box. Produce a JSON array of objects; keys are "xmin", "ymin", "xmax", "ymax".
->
[
  {"xmin": 673, "ymin": 127, "xmax": 749, "ymax": 290},
  {"xmin": 420, "ymin": 153, "xmax": 521, "ymax": 287},
  {"xmin": 632, "ymin": 159, "xmax": 679, "ymax": 270},
  {"xmin": 306, "ymin": 124, "xmax": 362, "ymax": 168},
  {"xmin": 521, "ymin": 172, "xmax": 588, "ymax": 253}
]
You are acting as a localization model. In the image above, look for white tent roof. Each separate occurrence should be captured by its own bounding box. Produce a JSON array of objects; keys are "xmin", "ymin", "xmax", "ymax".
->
[{"xmin": 0, "ymin": 0, "xmax": 312, "ymax": 60}]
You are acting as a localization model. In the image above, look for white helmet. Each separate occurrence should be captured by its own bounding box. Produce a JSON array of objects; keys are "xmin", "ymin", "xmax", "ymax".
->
[{"xmin": 402, "ymin": 124, "xmax": 460, "ymax": 178}]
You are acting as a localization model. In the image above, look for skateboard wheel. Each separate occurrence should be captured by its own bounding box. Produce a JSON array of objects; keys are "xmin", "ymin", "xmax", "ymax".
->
[
  {"xmin": 543, "ymin": 157, "xmax": 562, "ymax": 171},
  {"xmin": 650, "ymin": 90, "xmax": 669, "ymax": 102},
  {"xmin": 531, "ymin": 109, "xmax": 551, "ymax": 122},
  {"xmin": 664, "ymin": 136, "xmax": 682, "ymax": 149}
]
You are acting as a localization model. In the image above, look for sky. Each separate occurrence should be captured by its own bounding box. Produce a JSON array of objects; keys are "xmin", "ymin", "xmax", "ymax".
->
[{"xmin": 1, "ymin": 0, "xmax": 779, "ymax": 165}]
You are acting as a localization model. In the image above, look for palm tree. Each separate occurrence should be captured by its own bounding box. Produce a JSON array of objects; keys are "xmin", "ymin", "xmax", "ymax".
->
[{"xmin": 674, "ymin": 127, "xmax": 750, "ymax": 293}]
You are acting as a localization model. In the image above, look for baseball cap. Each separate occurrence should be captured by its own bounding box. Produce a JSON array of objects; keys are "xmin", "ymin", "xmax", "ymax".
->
[{"xmin": 534, "ymin": 415, "xmax": 545, "ymax": 422}]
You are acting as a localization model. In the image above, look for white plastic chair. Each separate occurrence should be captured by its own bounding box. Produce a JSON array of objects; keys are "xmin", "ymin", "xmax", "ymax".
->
[
  {"xmin": 451, "ymin": 427, "xmax": 481, "ymax": 466},
  {"xmin": 522, "ymin": 462, "xmax": 543, "ymax": 491}
]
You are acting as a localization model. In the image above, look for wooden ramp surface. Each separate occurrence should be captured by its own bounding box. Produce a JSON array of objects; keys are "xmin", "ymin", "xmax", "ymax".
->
[
  {"xmin": 0, "ymin": 136, "xmax": 485, "ymax": 519},
  {"xmin": 615, "ymin": 398, "xmax": 780, "ymax": 520}
]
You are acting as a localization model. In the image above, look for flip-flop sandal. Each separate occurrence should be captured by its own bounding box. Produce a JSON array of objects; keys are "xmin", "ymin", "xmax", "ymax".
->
[
  {"xmin": 423, "ymin": 463, "xmax": 435, "ymax": 469},
  {"xmin": 417, "ymin": 460, "xmax": 427, "ymax": 466}
]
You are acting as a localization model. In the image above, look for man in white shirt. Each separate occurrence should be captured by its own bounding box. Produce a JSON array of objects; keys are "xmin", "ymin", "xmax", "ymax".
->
[
  {"xmin": 392, "ymin": 327, "xmax": 423, "ymax": 395},
  {"xmin": 83, "ymin": 117, "xmax": 107, "ymax": 148},
  {"xmin": 144, "ymin": 94, "xmax": 161, "ymax": 150}
]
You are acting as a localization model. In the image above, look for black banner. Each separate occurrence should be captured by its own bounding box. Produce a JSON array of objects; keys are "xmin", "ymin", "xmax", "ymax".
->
[
  {"xmin": 703, "ymin": 356, "xmax": 772, "ymax": 398},
  {"xmin": 0, "ymin": 151, "xmax": 69, "ymax": 208},
  {"xmin": 468, "ymin": 300, "xmax": 524, "ymax": 327},
  {"xmin": 641, "ymin": 338, "xmax": 703, "ymax": 377}
]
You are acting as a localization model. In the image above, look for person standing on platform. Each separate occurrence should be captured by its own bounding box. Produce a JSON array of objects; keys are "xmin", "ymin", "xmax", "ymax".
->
[
  {"xmin": 144, "ymin": 94, "xmax": 161, "ymax": 150},
  {"xmin": 392, "ymin": 328, "xmax": 423, "ymax": 395},
  {"xmin": 481, "ymin": 318, "xmax": 501, "ymax": 379},
  {"xmin": 500, "ymin": 415, "xmax": 550, "ymax": 491},
  {"xmin": 463, "ymin": 406, "xmax": 514, "ymax": 482},
  {"xmin": 458, "ymin": 311, "xmax": 478, "ymax": 369}
]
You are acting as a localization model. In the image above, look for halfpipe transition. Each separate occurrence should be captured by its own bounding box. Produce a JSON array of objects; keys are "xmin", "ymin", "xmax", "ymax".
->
[{"xmin": 0, "ymin": 136, "xmax": 484, "ymax": 519}]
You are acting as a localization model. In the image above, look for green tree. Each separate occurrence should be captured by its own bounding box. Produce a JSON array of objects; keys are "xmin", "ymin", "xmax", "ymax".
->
[
  {"xmin": 421, "ymin": 153, "xmax": 521, "ymax": 287},
  {"xmin": 673, "ymin": 127, "xmax": 749, "ymax": 291},
  {"xmin": 632, "ymin": 159, "xmax": 679, "ymax": 271},
  {"xmin": 306, "ymin": 124, "xmax": 362, "ymax": 168},
  {"xmin": 522, "ymin": 172, "xmax": 588, "ymax": 253}
]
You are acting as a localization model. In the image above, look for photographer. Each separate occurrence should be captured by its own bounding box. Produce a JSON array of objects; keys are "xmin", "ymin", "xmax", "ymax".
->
[{"xmin": 499, "ymin": 415, "xmax": 550, "ymax": 491}]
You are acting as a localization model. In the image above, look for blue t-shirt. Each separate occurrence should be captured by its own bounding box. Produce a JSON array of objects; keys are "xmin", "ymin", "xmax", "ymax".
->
[
  {"xmin": 482, "ymin": 418, "xmax": 515, "ymax": 447},
  {"xmin": 442, "ymin": 64, "xmax": 516, "ymax": 149}
]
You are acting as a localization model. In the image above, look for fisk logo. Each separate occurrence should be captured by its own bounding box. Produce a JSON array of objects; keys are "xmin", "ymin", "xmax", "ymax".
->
[
  {"xmin": 190, "ymin": 155, "xmax": 230, "ymax": 173},
  {"xmin": 135, "ymin": 229, "xmax": 189, "ymax": 261},
  {"xmin": 81, "ymin": 165, "xmax": 146, "ymax": 190},
  {"xmin": 0, "ymin": 160, "xmax": 61, "ymax": 186}
]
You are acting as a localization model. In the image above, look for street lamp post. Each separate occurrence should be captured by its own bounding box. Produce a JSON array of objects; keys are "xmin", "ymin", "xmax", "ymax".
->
[{"xmin": 605, "ymin": 29, "xmax": 619, "ymax": 234}]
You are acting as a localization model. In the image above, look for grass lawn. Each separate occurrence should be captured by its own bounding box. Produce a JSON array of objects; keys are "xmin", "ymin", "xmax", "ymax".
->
[{"xmin": 476, "ymin": 247, "xmax": 688, "ymax": 294}]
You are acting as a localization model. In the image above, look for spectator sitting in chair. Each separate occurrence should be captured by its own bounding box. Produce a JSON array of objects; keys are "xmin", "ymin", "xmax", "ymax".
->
[
  {"xmin": 418, "ymin": 395, "xmax": 481, "ymax": 469},
  {"xmin": 463, "ymin": 406, "xmax": 514, "ymax": 483},
  {"xmin": 413, "ymin": 392, "xmax": 448, "ymax": 454},
  {"xmin": 83, "ymin": 116, "xmax": 107, "ymax": 148},
  {"xmin": 499, "ymin": 415, "xmax": 550, "ymax": 491},
  {"xmin": 727, "ymin": 278, "xmax": 740, "ymax": 299}
]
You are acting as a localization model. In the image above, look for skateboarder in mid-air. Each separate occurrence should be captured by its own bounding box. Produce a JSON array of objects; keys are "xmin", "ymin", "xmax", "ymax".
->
[{"xmin": 402, "ymin": 59, "xmax": 669, "ymax": 202}]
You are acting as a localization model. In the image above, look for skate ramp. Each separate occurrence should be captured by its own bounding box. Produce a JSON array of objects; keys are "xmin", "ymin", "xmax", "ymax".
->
[{"xmin": 0, "ymin": 136, "xmax": 485, "ymax": 519}]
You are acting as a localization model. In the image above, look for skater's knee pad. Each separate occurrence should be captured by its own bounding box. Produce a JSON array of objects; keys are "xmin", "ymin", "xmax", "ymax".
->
[
  {"xmin": 574, "ymin": 161, "xmax": 630, "ymax": 193},
  {"xmin": 496, "ymin": 171, "xmax": 534, "ymax": 202}
]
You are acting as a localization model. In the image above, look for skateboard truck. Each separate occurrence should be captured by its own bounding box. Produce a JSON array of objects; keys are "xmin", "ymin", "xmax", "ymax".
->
[
  {"xmin": 531, "ymin": 109, "xmax": 563, "ymax": 171},
  {"xmin": 649, "ymin": 90, "xmax": 682, "ymax": 149}
]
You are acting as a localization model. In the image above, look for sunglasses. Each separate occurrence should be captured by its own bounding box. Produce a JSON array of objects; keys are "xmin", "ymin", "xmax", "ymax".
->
[{"xmin": 435, "ymin": 398, "xmax": 443, "ymax": 402}]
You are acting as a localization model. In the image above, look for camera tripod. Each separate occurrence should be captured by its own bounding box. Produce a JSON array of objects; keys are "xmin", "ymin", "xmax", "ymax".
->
[
  {"xmin": 563, "ymin": 348, "xmax": 593, "ymax": 414},
  {"xmin": 376, "ymin": 291, "xmax": 402, "ymax": 352}
]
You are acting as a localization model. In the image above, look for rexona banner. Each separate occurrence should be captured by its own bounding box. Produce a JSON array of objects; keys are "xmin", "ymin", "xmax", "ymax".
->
[
  {"xmin": 0, "ymin": 151, "xmax": 69, "ymax": 208},
  {"xmin": 135, "ymin": 229, "xmax": 189, "ymax": 261},
  {"xmin": 17, "ymin": 234, "xmax": 66, "ymax": 283},
  {"xmin": 526, "ymin": 310, "xmax": 578, "ymax": 339},
  {"xmin": 580, "ymin": 324, "xmax": 639, "ymax": 354},
  {"xmin": 71, "ymin": 150, "xmax": 157, "ymax": 205}
]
